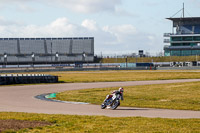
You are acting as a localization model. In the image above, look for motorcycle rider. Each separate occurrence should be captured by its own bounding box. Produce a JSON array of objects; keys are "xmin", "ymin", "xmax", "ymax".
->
[
  {"xmin": 114, "ymin": 87, "xmax": 124, "ymax": 100},
  {"xmin": 101, "ymin": 87, "xmax": 124, "ymax": 109},
  {"xmin": 106, "ymin": 87, "xmax": 124, "ymax": 101}
]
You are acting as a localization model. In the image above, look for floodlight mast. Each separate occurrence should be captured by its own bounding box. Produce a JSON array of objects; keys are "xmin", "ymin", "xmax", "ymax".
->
[
  {"xmin": 170, "ymin": 3, "xmax": 185, "ymax": 18},
  {"xmin": 183, "ymin": 3, "xmax": 184, "ymax": 18}
]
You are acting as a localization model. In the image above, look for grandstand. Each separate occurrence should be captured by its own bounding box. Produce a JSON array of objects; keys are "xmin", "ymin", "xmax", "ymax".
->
[
  {"xmin": 0, "ymin": 37, "xmax": 94, "ymax": 65},
  {"xmin": 163, "ymin": 4, "xmax": 200, "ymax": 56}
]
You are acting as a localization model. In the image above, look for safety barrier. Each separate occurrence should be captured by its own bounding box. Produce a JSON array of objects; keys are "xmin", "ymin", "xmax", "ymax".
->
[{"xmin": 0, "ymin": 74, "xmax": 58, "ymax": 85}]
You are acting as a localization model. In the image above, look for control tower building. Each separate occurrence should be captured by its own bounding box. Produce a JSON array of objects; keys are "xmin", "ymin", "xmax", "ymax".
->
[{"xmin": 164, "ymin": 4, "xmax": 200, "ymax": 56}]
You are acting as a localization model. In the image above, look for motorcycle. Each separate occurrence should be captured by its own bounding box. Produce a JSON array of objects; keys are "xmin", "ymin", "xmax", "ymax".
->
[{"xmin": 101, "ymin": 93, "xmax": 121, "ymax": 110}]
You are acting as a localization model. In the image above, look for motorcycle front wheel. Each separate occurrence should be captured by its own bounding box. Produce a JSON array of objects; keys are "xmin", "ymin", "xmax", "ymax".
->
[{"xmin": 101, "ymin": 103, "xmax": 107, "ymax": 109}]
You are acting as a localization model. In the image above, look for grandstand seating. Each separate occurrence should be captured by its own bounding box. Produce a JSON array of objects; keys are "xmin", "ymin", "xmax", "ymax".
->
[
  {"xmin": 20, "ymin": 40, "xmax": 45, "ymax": 54},
  {"xmin": 0, "ymin": 40, "xmax": 18, "ymax": 54},
  {"xmin": 35, "ymin": 56, "xmax": 52, "ymax": 62},
  {"xmin": 72, "ymin": 40, "xmax": 92, "ymax": 54},
  {"xmin": 46, "ymin": 40, "xmax": 71, "ymax": 54},
  {"xmin": 0, "ymin": 38, "xmax": 94, "ymax": 64},
  {"xmin": 7, "ymin": 56, "xmax": 20, "ymax": 62},
  {"xmin": 60, "ymin": 55, "xmax": 82, "ymax": 62}
]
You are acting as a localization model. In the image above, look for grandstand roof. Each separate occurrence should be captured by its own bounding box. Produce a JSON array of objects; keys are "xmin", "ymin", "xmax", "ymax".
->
[
  {"xmin": 166, "ymin": 17, "xmax": 200, "ymax": 27},
  {"xmin": 167, "ymin": 17, "xmax": 200, "ymax": 21},
  {"xmin": 0, "ymin": 37, "xmax": 94, "ymax": 41}
]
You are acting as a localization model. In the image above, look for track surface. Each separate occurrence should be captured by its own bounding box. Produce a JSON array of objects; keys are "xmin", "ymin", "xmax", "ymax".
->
[{"xmin": 0, "ymin": 79, "xmax": 200, "ymax": 118}]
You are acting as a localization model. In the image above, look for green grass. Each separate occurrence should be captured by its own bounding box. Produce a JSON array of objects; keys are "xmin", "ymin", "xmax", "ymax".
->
[
  {"xmin": 0, "ymin": 112, "xmax": 199, "ymax": 132},
  {"xmin": 3, "ymin": 70, "xmax": 200, "ymax": 83},
  {"xmin": 55, "ymin": 82, "xmax": 200, "ymax": 111},
  {"xmin": 45, "ymin": 70, "xmax": 200, "ymax": 83},
  {"xmin": 102, "ymin": 56, "xmax": 200, "ymax": 63}
]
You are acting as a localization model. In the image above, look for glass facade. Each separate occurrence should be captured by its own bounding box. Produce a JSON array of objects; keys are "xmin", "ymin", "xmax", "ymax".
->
[
  {"xmin": 164, "ymin": 35, "xmax": 200, "ymax": 56},
  {"xmin": 164, "ymin": 49, "xmax": 200, "ymax": 56},
  {"xmin": 182, "ymin": 50, "xmax": 191, "ymax": 56},
  {"xmin": 165, "ymin": 35, "xmax": 200, "ymax": 56},
  {"xmin": 164, "ymin": 17, "xmax": 200, "ymax": 56},
  {"xmin": 171, "ymin": 50, "xmax": 181, "ymax": 56}
]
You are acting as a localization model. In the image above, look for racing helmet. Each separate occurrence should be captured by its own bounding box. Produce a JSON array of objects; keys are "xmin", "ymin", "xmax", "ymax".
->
[{"xmin": 119, "ymin": 87, "xmax": 124, "ymax": 92}]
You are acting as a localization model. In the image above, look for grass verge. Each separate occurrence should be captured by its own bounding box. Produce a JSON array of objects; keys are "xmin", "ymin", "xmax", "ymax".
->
[
  {"xmin": 2, "ymin": 70, "xmax": 200, "ymax": 84},
  {"xmin": 102, "ymin": 56, "xmax": 200, "ymax": 63},
  {"xmin": 0, "ymin": 112, "xmax": 199, "ymax": 132},
  {"xmin": 47, "ymin": 70, "xmax": 200, "ymax": 83},
  {"xmin": 55, "ymin": 82, "xmax": 200, "ymax": 111},
  {"xmin": 0, "ymin": 119, "xmax": 51, "ymax": 132}
]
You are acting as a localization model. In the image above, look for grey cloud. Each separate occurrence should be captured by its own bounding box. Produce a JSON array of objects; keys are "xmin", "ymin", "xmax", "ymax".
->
[
  {"xmin": 0, "ymin": 0, "xmax": 33, "ymax": 4},
  {"xmin": 50, "ymin": 0, "xmax": 122, "ymax": 13},
  {"xmin": 0, "ymin": 0, "xmax": 122, "ymax": 14},
  {"xmin": 0, "ymin": 0, "xmax": 38, "ymax": 13},
  {"xmin": 0, "ymin": 0, "xmax": 134, "ymax": 17},
  {"xmin": 16, "ymin": 4, "xmax": 36, "ymax": 12}
]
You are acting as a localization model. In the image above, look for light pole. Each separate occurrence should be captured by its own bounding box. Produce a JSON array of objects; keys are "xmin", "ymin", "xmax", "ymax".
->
[
  {"xmin": 196, "ymin": 54, "xmax": 198, "ymax": 66},
  {"xmin": 51, "ymin": 42, "xmax": 52, "ymax": 62},
  {"xmin": 82, "ymin": 52, "xmax": 86, "ymax": 68},
  {"xmin": 4, "ymin": 53, "xmax": 7, "ymax": 67},
  {"xmin": 31, "ymin": 52, "xmax": 35, "ymax": 67}
]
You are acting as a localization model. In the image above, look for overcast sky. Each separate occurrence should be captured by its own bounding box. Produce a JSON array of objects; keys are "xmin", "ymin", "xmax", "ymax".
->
[{"xmin": 0, "ymin": 0, "xmax": 200, "ymax": 55}]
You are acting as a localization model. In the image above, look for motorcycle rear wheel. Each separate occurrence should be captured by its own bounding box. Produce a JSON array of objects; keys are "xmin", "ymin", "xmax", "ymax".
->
[{"xmin": 111, "ymin": 100, "xmax": 120, "ymax": 110}]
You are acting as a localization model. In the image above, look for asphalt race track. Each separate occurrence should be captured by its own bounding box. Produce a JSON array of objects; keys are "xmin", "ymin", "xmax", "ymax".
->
[{"xmin": 0, "ymin": 79, "xmax": 200, "ymax": 119}]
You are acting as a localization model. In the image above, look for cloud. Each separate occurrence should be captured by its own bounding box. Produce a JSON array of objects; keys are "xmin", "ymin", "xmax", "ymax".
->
[
  {"xmin": 0, "ymin": 17, "xmax": 77, "ymax": 37},
  {"xmin": 103, "ymin": 24, "xmax": 137, "ymax": 43},
  {"xmin": 0, "ymin": 0, "xmax": 135, "ymax": 18},
  {"xmin": 102, "ymin": 24, "xmax": 160, "ymax": 54},
  {"xmin": 0, "ymin": 16, "xmax": 23, "ymax": 26},
  {"xmin": 114, "ymin": 7, "xmax": 136, "ymax": 17},
  {"xmin": 51, "ymin": 0, "xmax": 121, "ymax": 13},
  {"xmin": 0, "ymin": 0, "xmax": 29, "ymax": 3},
  {"xmin": 0, "ymin": 0, "xmax": 38, "ymax": 13},
  {"xmin": 81, "ymin": 19, "xmax": 98, "ymax": 31},
  {"xmin": 0, "ymin": 17, "xmax": 160, "ymax": 55},
  {"xmin": 0, "ymin": 0, "xmax": 122, "ymax": 13},
  {"xmin": 16, "ymin": 4, "xmax": 36, "ymax": 12}
]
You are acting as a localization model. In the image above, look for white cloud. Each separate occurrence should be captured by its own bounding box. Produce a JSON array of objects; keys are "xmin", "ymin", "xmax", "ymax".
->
[
  {"xmin": 0, "ymin": 17, "xmax": 78, "ymax": 37},
  {"xmin": 103, "ymin": 24, "xmax": 137, "ymax": 43},
  {"xmin": 102, "ymin": 24, "xmax": 160, "ymax": 54},
  {"xmin": 0, "ymin": 17, "xmax": 160, "ymax": 55},
  {"xmin": 81, "ymin": 19, "xmax": 98, "ymax": 31}
]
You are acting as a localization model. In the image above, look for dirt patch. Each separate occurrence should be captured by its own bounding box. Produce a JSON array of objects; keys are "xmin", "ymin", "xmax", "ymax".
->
[{"xmin": 0, "ymin": 119, "xmax": 51, "ymax": 132}]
